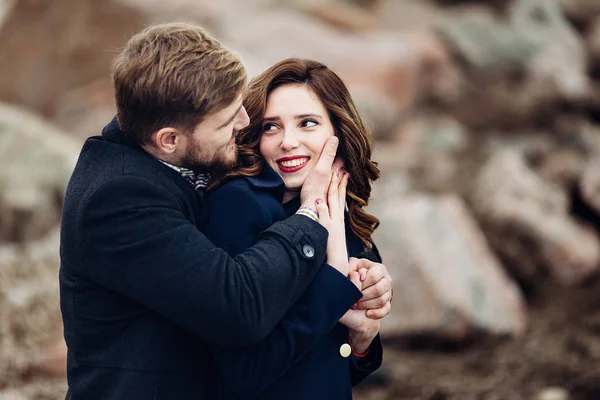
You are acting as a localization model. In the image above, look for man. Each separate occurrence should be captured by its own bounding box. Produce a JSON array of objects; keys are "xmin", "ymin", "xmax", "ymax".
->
[{"xmin": 60, "ymin": 23, "xmax": 391, "ymax": 399}]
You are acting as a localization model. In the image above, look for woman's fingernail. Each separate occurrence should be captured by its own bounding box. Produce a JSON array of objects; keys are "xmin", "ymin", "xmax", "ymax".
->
[
  {"xmin": 360, "ymin": 273, "xmax": 366, "ymax": 281},
  {"xmin": 336, "ymin": 169, "xmax": 340, "ymax": 177},
  {"xmin": 316, "ymin": 198, "xmax": 323, "ymax": 205},
  {"xmin": 352, "ymin": 304, "xmax": 357, "ymax": 310}
]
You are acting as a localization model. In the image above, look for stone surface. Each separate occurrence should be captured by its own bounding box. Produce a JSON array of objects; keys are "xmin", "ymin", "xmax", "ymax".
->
[
  {"xmin": 580, "ymin": 157, "xmax": 600, "ymax": 215},
  {"xmin": 0, "ymin": 103, "xmax": 79, "ymax": 243},
  {"xmin": 559, "ymin": 0, "xmax": 600, "ymax": 26},
  {"xmin": 587, "ymin": 17, "xmax": 600, "ymax": 71},
  {"xmin": 0, "ymin": 229, "xmax": 64, "ymax": 391},
  {"xmin": 471, "ymin": 150, "xmax": 600, "ymax": 285},
  {"xmin": 389, "ymin": 114, "xmax": 469, "ymax": 193},
  {"xmin": 433, "ymin": 0, "xmax": 589, "ymax": 130},
  {"xmin": 370, "ymin": 193, "xmax": 526, "ymax": 341}
]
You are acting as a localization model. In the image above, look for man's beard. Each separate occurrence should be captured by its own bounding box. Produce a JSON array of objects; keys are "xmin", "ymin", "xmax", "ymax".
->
[{"xmin": 180, "ymin": 139, "xmax": 238, "ymax": 173}]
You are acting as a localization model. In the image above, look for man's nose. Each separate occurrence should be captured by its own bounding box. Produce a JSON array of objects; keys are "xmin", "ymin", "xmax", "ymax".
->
[{"xmin": 237, "ymin": 106, "xmax": 250, "ymax": 129}]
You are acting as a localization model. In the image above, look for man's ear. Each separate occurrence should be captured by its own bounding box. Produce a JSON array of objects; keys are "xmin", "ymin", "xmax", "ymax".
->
[{"xmin": 154, "ymin": 127, "xmax": 181, "ymax": 154}]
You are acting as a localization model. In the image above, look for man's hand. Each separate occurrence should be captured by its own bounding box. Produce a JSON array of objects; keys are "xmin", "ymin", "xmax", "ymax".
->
[
  {"xmin": 300, "ymin": 136, "xmax": 342, "ymax": 210},
  {"xmin": 339, "ymin": 271, "xmax": 381, "ymax": 355},
  {"xmin": 350, "ymin": 258, "xmax": 392, "ymax": 319}
]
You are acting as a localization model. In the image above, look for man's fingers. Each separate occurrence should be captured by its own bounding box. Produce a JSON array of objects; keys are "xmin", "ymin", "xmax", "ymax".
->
[
  {"xmin": 356, "ymin": 291, "xmax": 392, "ymax": 310},
  {"xmin": 361, "ymin": 263, "xmax": 391, "ymax": 290},
  {"xmin": 360, "ymin": 277, "xmax": 391, "ymax": 301},
  {"xmin": 366, "ymin": 302, "xmax": 391, "ymax": 320}
]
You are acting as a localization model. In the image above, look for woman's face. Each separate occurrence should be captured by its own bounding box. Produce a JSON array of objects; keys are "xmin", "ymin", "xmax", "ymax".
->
[{"xmin": 259, "ymin": 84, "xmax": 335, "ymax": 200}]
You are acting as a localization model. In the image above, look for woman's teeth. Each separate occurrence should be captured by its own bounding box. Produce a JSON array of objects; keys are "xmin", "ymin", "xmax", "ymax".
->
[{"xmin": 279, "ymin": 158, "xmax": 308, "ymax": 167}]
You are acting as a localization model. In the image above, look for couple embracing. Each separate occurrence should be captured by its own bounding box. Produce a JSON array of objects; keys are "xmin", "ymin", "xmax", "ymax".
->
[{"xmin": 60, "ymin": 22, "xmax": 392, "ymax": 400}]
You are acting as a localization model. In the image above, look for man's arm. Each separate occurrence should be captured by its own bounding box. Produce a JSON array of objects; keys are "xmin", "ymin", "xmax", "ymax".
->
[
  {"xmin": 211, "ymin": 266, "xmax": 362, "ymax": 397},
  {"xmin": 76, "ymin": 176, "xmax": 328, "ymax": 347}
]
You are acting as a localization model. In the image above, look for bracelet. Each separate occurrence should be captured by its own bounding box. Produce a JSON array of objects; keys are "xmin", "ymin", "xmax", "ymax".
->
[
  {"xmin": 296, "ymin": 206, "xmax": 319, "ymax": 222},
  {"xmin": 348, "ymin": 334, "xmax": 370, "ymax": 358}
]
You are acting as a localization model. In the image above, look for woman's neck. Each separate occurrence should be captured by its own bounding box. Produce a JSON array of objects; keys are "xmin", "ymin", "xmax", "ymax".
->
[{"xmin": 282, "ymin": 190, "xmax": 299, "ymax": 204}]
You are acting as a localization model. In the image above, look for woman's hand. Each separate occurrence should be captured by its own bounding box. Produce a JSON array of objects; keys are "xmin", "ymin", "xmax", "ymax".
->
[{"xmin": 315, "ymin": 169, "xmax": 350, "ymax": 276}]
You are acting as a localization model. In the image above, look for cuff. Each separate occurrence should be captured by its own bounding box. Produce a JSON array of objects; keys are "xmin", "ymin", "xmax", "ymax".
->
[{"xmin": 350, "ymin": 333, "xmax": 383, "ymax": 384}]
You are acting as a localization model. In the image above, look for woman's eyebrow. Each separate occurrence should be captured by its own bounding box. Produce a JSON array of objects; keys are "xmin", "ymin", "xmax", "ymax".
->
[
  {"xmin": 295, "ymin": 113, "xmax": 322, "ymax": 119},
  {"xmin": 262, "ymin": 116, "xmax": 281, "ymax": 123}
]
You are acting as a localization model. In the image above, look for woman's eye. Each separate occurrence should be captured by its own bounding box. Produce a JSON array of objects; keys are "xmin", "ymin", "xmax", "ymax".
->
[
  {"xmin": 301, "ymin": 119, "xmax": 318, "ymax": 128},
  {"xmin": 262, "ymin": 123, "xmax": 277, "ymax": 132}
]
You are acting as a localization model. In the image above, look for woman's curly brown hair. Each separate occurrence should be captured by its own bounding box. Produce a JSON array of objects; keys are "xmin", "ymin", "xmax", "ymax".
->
[{"xmin": 210, "ymin": 58, "xmax": 380, "ymax": 248}]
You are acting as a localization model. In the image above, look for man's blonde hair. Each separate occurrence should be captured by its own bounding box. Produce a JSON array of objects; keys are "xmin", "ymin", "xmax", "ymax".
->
[{"xmin": 111, "ymin": 22, "xmax": 247, "ymax": 143}]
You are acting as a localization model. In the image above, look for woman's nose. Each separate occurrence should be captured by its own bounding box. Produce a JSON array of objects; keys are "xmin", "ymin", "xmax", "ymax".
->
[{"xmin": 280, "ymin": 130, "xmax": 299, "ymax": 151}]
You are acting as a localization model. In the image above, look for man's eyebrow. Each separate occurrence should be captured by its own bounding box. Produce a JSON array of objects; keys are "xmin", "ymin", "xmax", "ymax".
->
[{"xmin": 217, "ymin": 104, "xmax": 243, "ymax": 129}]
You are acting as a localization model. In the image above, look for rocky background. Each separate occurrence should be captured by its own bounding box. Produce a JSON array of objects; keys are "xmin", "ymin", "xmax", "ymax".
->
[{"xmin": 2, "ymin": 0, "xmax": 600, "ymax": 399}]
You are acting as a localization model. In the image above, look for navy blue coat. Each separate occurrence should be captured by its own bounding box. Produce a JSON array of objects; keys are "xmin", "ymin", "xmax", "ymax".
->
[
  {"xmin": 202, "ymin": 165, "xmax": 383, "ymax": 400},
  {"xmin": 59, "ymin": 117, "xmax": 363, "ymax": 399}
]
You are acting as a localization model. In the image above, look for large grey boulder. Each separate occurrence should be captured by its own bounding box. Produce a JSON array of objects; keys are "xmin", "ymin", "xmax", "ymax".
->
[
  {"xmin": 370, "ymin": 191, "xmax": 526, "ymax": 341},
  {"xmin": 0, "ymin": 103, "xmax": 79, "ymax": 243}
]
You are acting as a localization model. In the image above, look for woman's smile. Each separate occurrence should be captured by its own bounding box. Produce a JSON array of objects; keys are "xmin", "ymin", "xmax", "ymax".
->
[{"xmin": 277, "ymin": 156, "xmax": 310, "ymax": 173}]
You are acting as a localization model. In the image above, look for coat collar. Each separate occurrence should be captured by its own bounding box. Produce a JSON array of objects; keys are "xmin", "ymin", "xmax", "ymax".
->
[
  {"xmin": 101, "ymin": 116, "xmax": 142, "ymax": 150},
  {"xmin": 246, "ymin": 164, "xmax": 284, "ymax": 189},
  {"xmin": 244, "ymin": 164, "xmax": 286, "ymax": 203}
]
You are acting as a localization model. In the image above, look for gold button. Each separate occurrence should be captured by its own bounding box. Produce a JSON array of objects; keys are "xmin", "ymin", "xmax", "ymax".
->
[{"xmin": 340, "ymin": 343, "xmax": 351, "ymax": 358}]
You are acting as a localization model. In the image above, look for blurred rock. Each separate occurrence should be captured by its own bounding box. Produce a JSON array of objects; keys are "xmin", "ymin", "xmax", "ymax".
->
[
  {"xmin": 588, "ymin": 17, "xmax": 600, "ymax": 70},
  {"xmin": 536, "ymin": 387, "xmax": 570, "ymax": 400},
  {"xmin": 351, "ymin": 88, "xmax": 405, "ymax": 142},
  {"xmin": 0, "ymin": 228, "xmax": 63, "ymax": 390},
  {"xmin": 371, "ymin": 193, "xmax": 526, "ymax": 341},
  {"xmin": 558, "ymin": 0, "xmax": 600, "ymax": 27},
  {"xmin": 220, "ymin": 7, "xmax": 449, "ymax": 116},
  {"xmin": 537, "ymin": 148, "xmax": 587, "ymax": 188},
  {"xmin": 390, "ymin": 114, "xmax": 469, "ymax": 193},
  {"xmin": 0, "ymin": 0, "xmax": 144, "ymax": 119},
  {"xmin": 288, "ymin": 0, "xmax": 381, "ymax": 33},
  {"xmin": 580, "ymin": 158, "xmax": 600, "ymax": 215},
  {"xmin": 434, "ymin": 0, "xmax": 589, "ymax": 130},
  {"xmin": 0, "ymin": 103, "xmax": 79, "ymax": 243},
  {"xmin": 22, "ymin": 336, "xmax": 67, "ymax": 379},
  {"xmin": 471, "ymin": 150, "xmax": 600, "ymax": 285}
]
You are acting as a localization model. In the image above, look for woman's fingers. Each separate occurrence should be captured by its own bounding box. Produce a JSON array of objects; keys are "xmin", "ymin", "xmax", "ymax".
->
[
  {"xmin": 348, "ymin": 271, "xmax": 361, "ymax": 290},
  {"xmin": 327, "ymin": 169, "xmax": 341, "ymax": 218},
  {"xmin": 315, "ymin": 198, "xmax": 330, "ymax": 223},
  {"xmin": 338, "ymin": 172, "xmax": 349, "ymax": 210}
]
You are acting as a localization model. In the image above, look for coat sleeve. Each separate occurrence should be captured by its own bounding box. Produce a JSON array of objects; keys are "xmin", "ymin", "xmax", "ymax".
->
[
  {"xmin": 203, "ymin": 183, "xmax": 362, "ymax": 396},
  {"xmin": 76, "ymin": 176, "xmax": 328, "ymax": 347},
  {"xmin": 212, "ymin": 267, "xmax": 362, "ymax": 397}
]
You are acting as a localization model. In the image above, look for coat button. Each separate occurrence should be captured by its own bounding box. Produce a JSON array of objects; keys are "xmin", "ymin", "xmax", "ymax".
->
[
  {"xmin": 339, "ymin": 343, "xmax": 351, "ymax": 358},
  {"xmin": 302, "ymin": 244, "xmax": 315, "ymax": 258}
]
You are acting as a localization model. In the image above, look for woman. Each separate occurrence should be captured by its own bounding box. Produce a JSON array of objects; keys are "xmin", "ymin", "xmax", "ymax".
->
[{"xmin": 203, "ymin": 58, "xmax": 383, "ymax": 399}]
